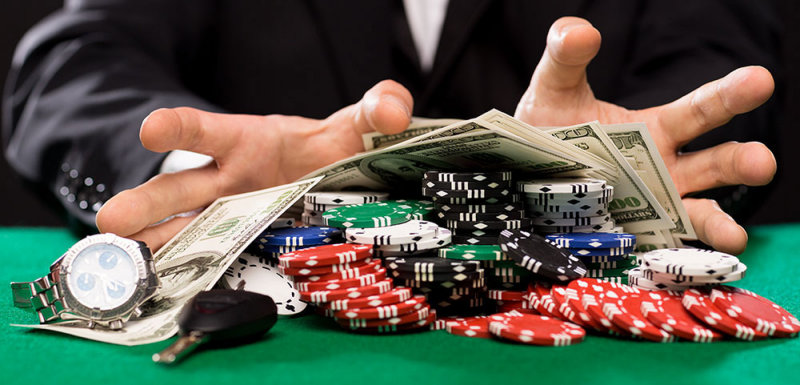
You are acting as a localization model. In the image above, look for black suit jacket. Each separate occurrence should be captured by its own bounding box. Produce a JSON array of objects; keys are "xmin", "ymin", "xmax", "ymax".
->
[{"xmin": 2, "ymin": 0, "xmax": 780, "ymax": 228}]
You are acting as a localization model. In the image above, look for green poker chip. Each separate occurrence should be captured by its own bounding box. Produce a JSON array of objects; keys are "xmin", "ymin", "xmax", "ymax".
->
[
  {"xmin": 438, "ymin": 245, "xmax": 507, "ymax": 261},
  {"xmin": 393, "ymin": 199, "xmax": 435, "ymax": 220},
  {"xmin": 322, "ymin": 201, "xmax": 412, "ymax": 228},
  {"xmin": 584, "ymin": 266, "xmax": 631, "ymax": 278}
]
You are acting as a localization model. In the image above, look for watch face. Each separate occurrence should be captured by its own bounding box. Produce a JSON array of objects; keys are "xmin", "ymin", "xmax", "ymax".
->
[{"xmin": 66, "ymin": 243, "xmax": 140, "ymax": 310}]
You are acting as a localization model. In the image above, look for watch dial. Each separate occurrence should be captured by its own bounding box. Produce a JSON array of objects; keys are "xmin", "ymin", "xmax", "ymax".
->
[{"xmin": 67, "ymin": 243, "xmax": 139, "ymax": 310}]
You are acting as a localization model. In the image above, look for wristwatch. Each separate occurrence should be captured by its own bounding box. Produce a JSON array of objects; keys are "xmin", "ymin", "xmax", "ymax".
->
[{"xmin": 11, "ymin": 233, "xmax": 160, "ymax": 330}]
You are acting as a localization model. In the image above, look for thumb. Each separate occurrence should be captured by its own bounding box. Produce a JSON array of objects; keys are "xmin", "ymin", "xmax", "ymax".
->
[
  {"xmin": 515, "ymin": 17, "xmax": 601, "ymax": 119},
  {"xmin": 328, "ymin": 79, "xmax": 413, "ymax": 135}
]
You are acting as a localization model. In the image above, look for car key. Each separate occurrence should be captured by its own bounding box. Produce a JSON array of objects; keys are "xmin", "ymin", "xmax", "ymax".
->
[{"xmin": 152, "ymin": 289, "xmax": 278, "ymax": 364}]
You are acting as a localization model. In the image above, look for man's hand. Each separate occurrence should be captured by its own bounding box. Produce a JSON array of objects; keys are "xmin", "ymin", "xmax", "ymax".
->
[
  {"xmin": 515, "ymin": 17, "xmax": 776, "ymax": 255},
  {"xmin": 96, "ymin": 80, "xmax": 413, "ymax": 250}
]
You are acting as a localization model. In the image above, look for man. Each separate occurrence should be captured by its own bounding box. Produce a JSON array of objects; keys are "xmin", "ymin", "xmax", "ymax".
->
[{"xmin": 3, "ymin": 1, "xmax": 779, "ymax": 254}]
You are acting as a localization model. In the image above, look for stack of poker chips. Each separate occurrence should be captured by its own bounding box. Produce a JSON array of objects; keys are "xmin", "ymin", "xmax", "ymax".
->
[
  {"xmin": 438, "ymin": 245, "xmax": 532, "ymax": 295},
  {"xmin": 629, "ymin": 248, "xmax": 747, "ymax": 291},
  {"xmin": 517, "ymin": 178, "xmax": 618, "ymax": 234},
  {"xmin": 344, "ymin": 219, "xmax": 450, "ymax": 258},
  {"xmin": 545, "ymin": 232, "xmax": 637, "ymax": 285},
  {"xmin": 382, "ymin": 256, "xmax": 487, "ymax": 316},
  {"xmin": 246, "ymin": 226, "xmax": 344, "ymax": 265},
  {"xmin": 277, "ymin": 243, "xmax": 435, "ymax": 333},
  {"xmin": 302, "ymin": 191, "xmax": 389, "ymax": 226},
  {"xmin": 424, "ymin": 171, "xmax": 528, "ymax": 246}
]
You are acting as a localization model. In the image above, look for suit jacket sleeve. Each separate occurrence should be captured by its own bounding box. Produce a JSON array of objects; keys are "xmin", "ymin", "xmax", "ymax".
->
[{"xmin": 2, "ymin": 0, "xmax": 222, "ymax": 228}]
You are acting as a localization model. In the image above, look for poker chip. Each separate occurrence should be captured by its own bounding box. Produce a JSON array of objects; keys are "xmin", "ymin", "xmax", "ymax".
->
[
  {"xmin": 293, "ymin": 269, "xmax": 387, "ymax": 292},
  {"xmin": 546, "ymin": 232, "xmax": 637, "ymax": 249},
  {"xmin": 268, "ymin": 217, "xmax": 296, "ymax": 229},
  {"xmin": 529, "ymin": 208, "xmax": 609, "ymax": 219},
  {"xmin": 640, "ymin": 248, "xmax": 740, "ymax": 276},
  {"xmin": 584, "ymin": 266, "xmax": 630, "ymax": 279},
  {"xmin": 533, "ymin": 221, "xmax": 616, "ymax": 234},
  {"xmin": 560, "ymin": 279, "xmax": 610, "ymax": 332},
  {"xmin": 451, "ymin": 228, "xmax": 502, "ymax": 237},
  {"xmin": 423, "ymin": 179, "xmax": 513, "ymax": 190},
  {"xmin": 488, "ymin": 314, "xmax": 586, "ymax": 346},
  {"xmin": 336, "ymin": 306, "xmax": 431, "ymax": 328},
  {"xmin": 256, "ymin": 226, "xmax": 343, "ymax": 246},
  {"xmin": 399, "ymin": 277, "xmax": 486, "ymax": 291},
  {"xmin": 517, "ymin": 178, "xmax": 606, "ymax": 194},
  {"xmin": 574, "ymin": 254, "xmax": 628, "ymax": 264},
  {"xmin": 681, "ymin": 288, "xmax": 766, "ymax": 341},
  {"xmin": 278, "ymin": 243, "xmax": 373, "ymax": 268},
  {"xmin": 526, "ymin": 198, "xmax": 610, "ymax": 213},
  {"xmin": 431, "ymin": 195, "xmax": 519, "ymax": 205},
  {"xmin": 488, "ymin": 265, "xmax": 531, "ymax": 278},
  {"xmin": 523, "ymin": 189, "xmax": 613, "ymax": 205},
  {"xmin": 709, "ymin": 286, "xmax": 800, "ymax": 337},
  {"xmin": 393, "ymin": 199, "xmax": 435, "ymax": 220},
  {"xmin": 422, "ymin": 187, "xmax": 515, "ymax": 199},
  {"xmin": 424, "ymin": 170, "xmax": 513, "ymax": 182},
  {"xmin": 500, "ymin": 230, "xmax": 586, "ymax": 282},
  {"xmin": 323, "ymin": 201, "xmax": 413, "ymax": 228},
  {"xmin": 345, "ymin": 220, "xmax": 440, "ymax": 245},
  {"xmin": 640, "ymin": 263, "xmax": 747, "ymax": 285},
  {"xmin": 383, "ymin": 256, "xmax": 481, "ymax": 273},
  {"xmin": 301, "ymin": 212, "xmax": 326, "ymax": 226},
  {"xmin": 348, "ymin": 312, "xmax": 437, "ymax": 334},
  {"xmin": 372, "ymin": 249, "xmax": 437, "ymax": 258},
  {"xmin": 445, "ymin": 218, "xmax": 533, "ymax": 231},
  {"xmin": 529, "ymin": 282, "xmax": 559, "ymax": 318},
  {"xmin": 446, "ymin": 316, "xmax": 492, "ymax": 338},
  {"xmin": 278, "ymin": 258, "xmax": 374, "ymax": 276},
  {"xmin": 333, "ymin": 296, "xmax": 428, "ymax": 320},
  {"xmin": 640, "ymin": 290, "xmax": 723, "ymax": 342},
  {"xmin": 323, "ymin": 287, "xmax": 413, "ymax": 311},
  {"xmin": 601, "ymin": 292, "xmax": 676, "ymax": 342},
  {"xmin": 436, "ymin": 210, "xmax": 526, "ymax": 221},
  {"xmin": 290, "ymin": 260, "xmax": 383, "ymax": 282},
  {"xmin": 567, "ymin": 246, "xmax": 634, "ymax": 257},
  {"xmin": 390, "ymin": 268, "xmax": 485, "ymax": 283},
  {"xmin": 435, "ymin": 202, "xmax": 524, "ymax": 213},
  {"xmin": 300, "ymin": 278, "xmax": 394, "ymax": 303},
  {"xmin": 627, "ymin": 267, "xmax": 689, "ymax": 291},
  {"xmin": 222, "ymin": 252, "xmax": 306, "ymax": 315},
  {"xmin": 531, "ymin": 214, "xmax": 610, "ymax": 227},
  {"xmin": 450, "ymin": 235, "xmax": 499, "ymax": 245},
  {"xmin": 373, "ymin": 227, "xmax": 452, "ymax": 253},
  {"xmin": 488, "ymin": 289, "xmax": 526, "ymax": 301},
  {"xmin": 579, "ymin": 279, "xmax": 640, "ymax": 336},
  {"xmin": 303, "ymin": 202, "xmax": 343, "ymax": 213},
  {"xmin": 305, "ymin": 191, "xmax": 389, "ymax": 205},
  {"xmin": 548, "ymin": 284, "xmax": 589, "ymax": 328}
]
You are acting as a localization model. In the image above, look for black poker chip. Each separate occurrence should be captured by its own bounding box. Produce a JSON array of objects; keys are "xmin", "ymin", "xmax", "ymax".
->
[
  {"xmin": 431, "ymin": 195, "xmax": 520, "ymax": 205},
  {"xmin": 435, "ymin": 202, "xmax": 524, "ymax": 213},
  {"xmin": 383, "ymin": 256, "xmax": 481, "ymax": 273},
  {"xmin": 422, "ymin": 187, "xmax": 515, "ymax": 199},
  {"xmin": 499, "ymin": 229, "xmax": 587, "ymax": 282},
  {"xmin": 398, "ymin": 277, "xmax": 486, "ymax": 290},
  {"xmin": 445, "ymin": 218, "xmax": 533, "ymax": 230},
  {"xmin": 423, "ymin": 179, "xmax": 513, "ymax": 191},
  {"xmin": 390, "ymin": 269, "xmax": 484, "ymax": 283},
  {"xmin": 424, "ymin": 171, "xmax": 513, "ymax": 182},
  {"xmin": 449, "ymin": 228, "xmax": 503, "ymax": 238},
  {"xmin": 436, "ymin": 210, "xmax": 526, "ymax": 221},
  {"xmin": 451, "ymin": 235, "xmax": 500, "ymax": 245}
]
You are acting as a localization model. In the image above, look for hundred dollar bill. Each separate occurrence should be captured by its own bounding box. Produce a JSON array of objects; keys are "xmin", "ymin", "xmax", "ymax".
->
[
  {"xmin": 303, "ymin": 119, "xmax": 609, "ymax": 194},
  {"xmin": 13, "ymin": 177, "xmax": 323, "ymax": 345},
  {"xmin": 546, "ymin": 122, "xmax": 674, "ymax": 233},
  {"xmin": 362, "ymin": 118, "xmax": 461, "ymax": 150},
  {"xmin": 603, "ymin": 123, "xmax": 696, "ymax": 239}
]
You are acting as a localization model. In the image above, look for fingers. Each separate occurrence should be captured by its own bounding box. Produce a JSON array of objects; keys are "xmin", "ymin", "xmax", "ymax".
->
[
  {"xmin": 515, "ymin": 17, "xmax": 601, "ymax": 119},
  {"xmin": 96, "ymin": 164, "xmax": 219, "ymax": 237},
  {"xmin": 683, "ymin": 198, "xmax": 748, "ymax": 255},
  {"xmin": 329, "ymin": 79, "xmax": 413, "ymax": 136},
  {"xmin": 657, "ymin": 66, "xmax": 774, "ymax": 147},
  {"xmin": 674, "ymin": 141, "xmax": 776, "ymax": 195},
  {"xmin": 126, "ymin": 215, "xmax": 196, "ymax": 252},
  {"xmin": 140, "ymin": 107, "xmax": 248, "ymax": 159}
]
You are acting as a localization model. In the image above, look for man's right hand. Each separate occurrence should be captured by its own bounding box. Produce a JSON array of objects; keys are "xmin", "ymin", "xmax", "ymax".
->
[{"xmin": 96, "ymin": 80, "xmax": 414, "ymax": 250}]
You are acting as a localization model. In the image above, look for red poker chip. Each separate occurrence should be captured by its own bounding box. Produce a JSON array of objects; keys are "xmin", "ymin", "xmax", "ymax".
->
[
  {"xmin": 337, "ymin": 306, "xmax": 431, "ymax": 328},
  {"xmin": 324, "ymin": 287, "xmax": 413, "ymax": 311},
  {"xmin": 558, "ymin": 279, "xmax": 608, "ymax": 333},
  {"xmin": 531, "ymin": 282, "xmax": 561, "ymax": 318},
  {"xmin": 488, "ymin": 289, "xmax": 526, "ymax": 301},
  {"xmin": 579, "ymin": 279, "xmax": 639, "ymax": 337},
  {"xmin": 640, "ymin": 290, "xmax": 723, "ymax": 342},
  {"xmin": 549, "ymin": 284, "xmax": 590, "ymax": 328},
  {"xmin": 709, "ymin": 286, "xmax": 800, "ymax": 337},
  {"xmin": 279, "ymin": 258, "xmax": 373, "ymax": 276},
  {"xmin": 294, "ymin": 269, "xmax": 387, "ymax": 292},
  {"xmin": 446, "ymin": 316, "xmax": 492, "ymax": 338},
  {"xmin": 488, "ymin": 314, "xmax": 586, "ymax": 346},
  {"xmin": 300, "ymin": 278, "xmax": 394, "ymax": 303},
  {"xmin": 682, "ymin": 288, "xmax": 766, "ymax": 341},
  {"xmin": 279, "ymin": 243, "xmax": 373, "ymax": 268},
  {"xmin": 333, "ymin": 296, "xmax": 428, "ymax": 320},
  {"xmin": 601, "ymin": 292, "xmax": 675, "ymax": 342},
  {"xmin": 497, "ymin": 305, "xmax": 538, "ymax": 315},
  {"xmin": 350, "ymin": 312, "xmax": 437, "ymax": 334},
  {"xmin": 290, "ymin": 260, "xmax": 383, "ymax": 282}
]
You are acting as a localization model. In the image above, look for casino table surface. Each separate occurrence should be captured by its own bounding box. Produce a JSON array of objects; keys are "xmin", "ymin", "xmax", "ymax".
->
[{"xmin": 2, "ymin": 225, "xmax": 799, "ymax": 385}]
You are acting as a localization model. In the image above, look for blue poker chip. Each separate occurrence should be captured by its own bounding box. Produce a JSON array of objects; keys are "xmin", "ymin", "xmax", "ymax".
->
[
  {"xmin": 545, "ymin": 232, "xmax": 636, "ymax": 249},
  {"xmin": 566, "ymin": 246, "xmax": 634, "ymax": 257},
  {"xmin": 257, "ymin": 226, "xmax": 343, "ymax": 246}
]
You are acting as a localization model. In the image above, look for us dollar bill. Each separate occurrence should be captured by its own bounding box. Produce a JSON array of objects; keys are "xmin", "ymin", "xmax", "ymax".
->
[
  {"xmin": 545, "ymin": 122, "xmax": 675, "ymax": 233},
  {"xmin": 362, "ymin": 118, "xmax": 461, "ymax": 150},
  {"xmin": 13, "ymin": 177, "xmax": 322, "ymax": 345},
  {"xmin": 602, "ymin": 123, "xmax": 696, "ymax": 240}
]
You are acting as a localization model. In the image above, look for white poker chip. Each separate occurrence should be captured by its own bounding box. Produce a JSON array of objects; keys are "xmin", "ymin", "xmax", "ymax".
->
[
  {"xmin": 373, "ymin": 228, "xmax": 452, "ymax": 253},
  {"xmin": 305, "ymin": 191, "xmax": 389, "ymax": 205},
  {"xmin": 268, "ymin": 217, "xmax": 296, "ymax": 229},
  {"xmin": 223, "ymin": 252, "xmax": 307, "ymax": 315},
  {"xmin": 345, "ymin": 220, "xmax": 440, "ymax": 245},
  {"xmin": 517, "ymin": 178, "xmax": 607, "ymax": 194},
  {"xmin": 640, "ymin": 248, "xmax": 740, "ymax": 276},
  {"xmin": 641, "ymin": 262, "xmax": 747, "ymax": 284},
  {"xmin": 302, "ymin": 212, "xmax": 326, "ymax": 226}
]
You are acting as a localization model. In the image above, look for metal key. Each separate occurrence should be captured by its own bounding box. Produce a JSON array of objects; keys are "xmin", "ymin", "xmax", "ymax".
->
[{"xmin": 152, "ymin": 289, "xmax": 278, "ymax": 364}]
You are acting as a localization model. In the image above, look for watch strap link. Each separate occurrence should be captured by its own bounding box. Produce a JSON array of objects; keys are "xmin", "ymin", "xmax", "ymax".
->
[{"xmin": 10, "ymin": 275, "xmax": 66, "ymax": 323}]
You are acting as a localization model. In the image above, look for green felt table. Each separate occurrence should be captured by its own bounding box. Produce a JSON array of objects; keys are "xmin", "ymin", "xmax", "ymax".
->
[{"xmin": 2, "ymin": 225, "xmax": 799, "ymax": 385}]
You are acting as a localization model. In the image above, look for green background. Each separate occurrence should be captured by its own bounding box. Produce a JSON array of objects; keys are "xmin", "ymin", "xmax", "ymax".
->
[{"xmin": 2, "ymin": 225, "xmax": 799, "ymax": 385}]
